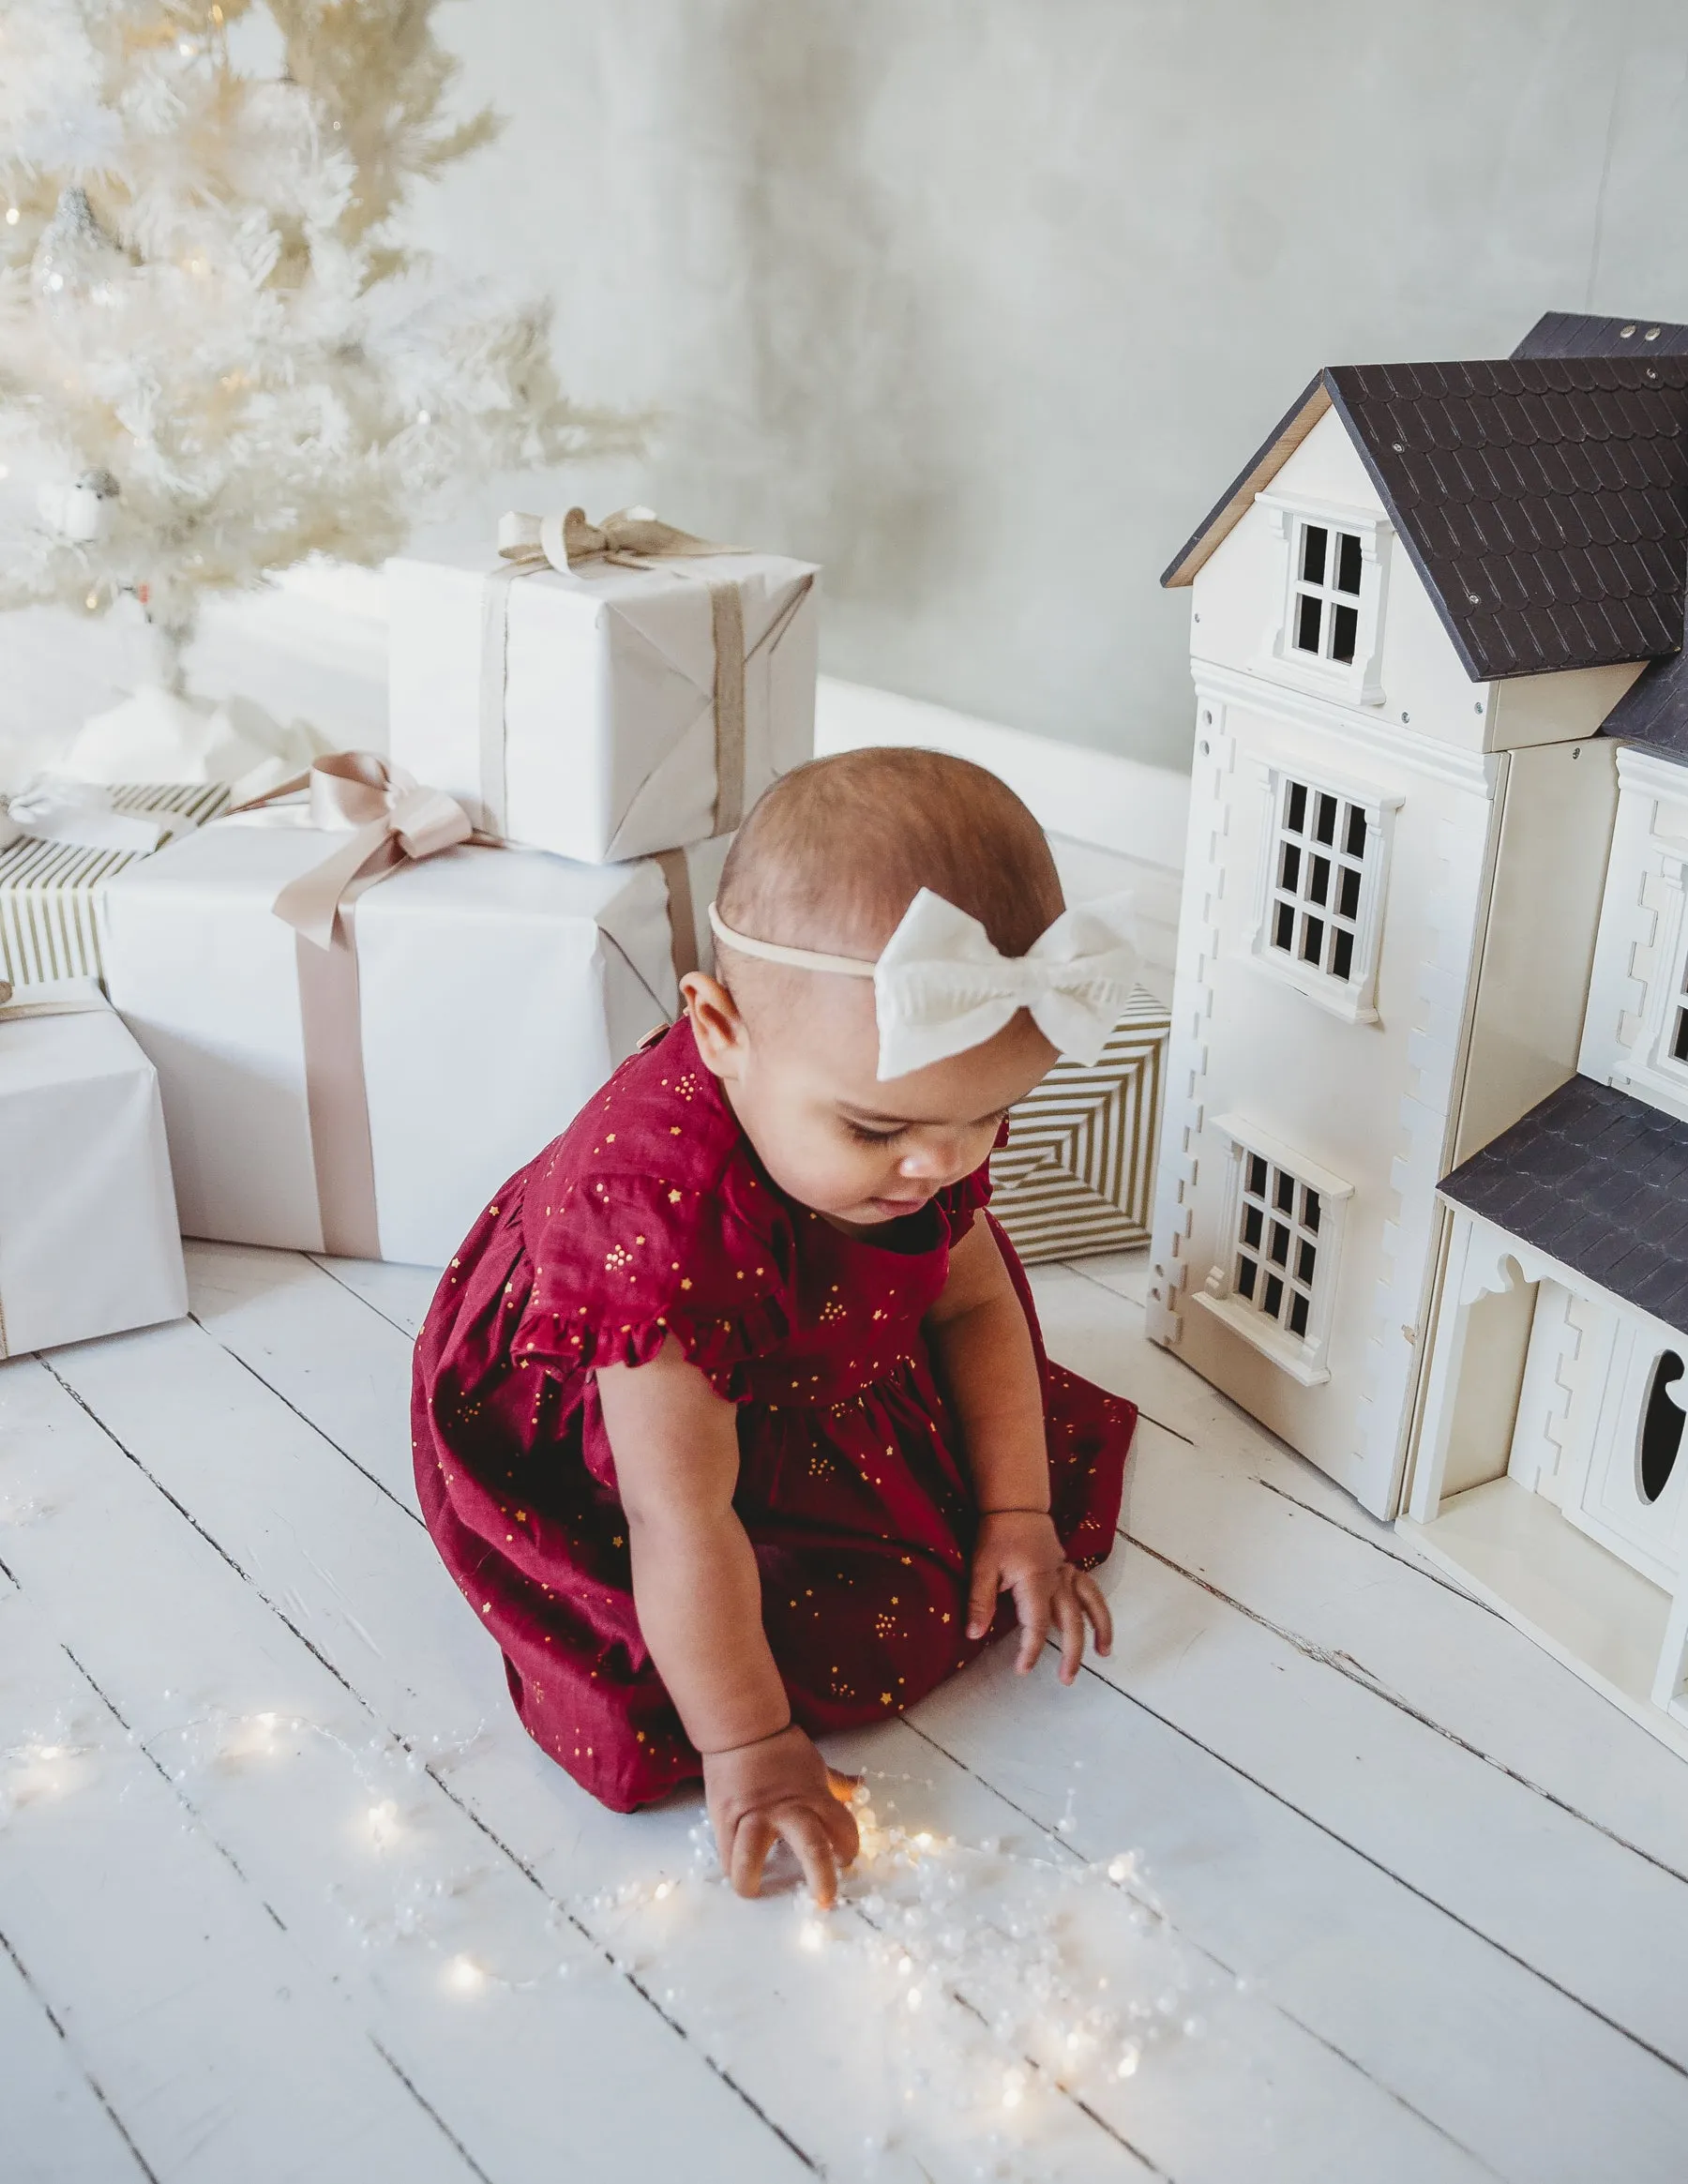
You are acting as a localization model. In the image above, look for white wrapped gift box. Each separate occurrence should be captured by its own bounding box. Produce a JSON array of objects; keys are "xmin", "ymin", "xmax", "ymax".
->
[
  {"xmin": 98, "ymin": 812, "xmax": 724, "ymax": 1268},
  {"xmin": 387, "ymin": 511, "xmax": 818, "ymax": 866},
  {"xmin": 0, "ymin": 981, "xmax": 188, "ymax": 1356}
]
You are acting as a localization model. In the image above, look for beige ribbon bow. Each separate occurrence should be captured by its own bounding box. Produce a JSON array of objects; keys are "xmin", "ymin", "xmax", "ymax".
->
[
  {"xmin": 482, "ymin": 505, "xmax": 767, "ymax": 843},
  {"xmin": 251, "ymin": 752, "xmax": 475, "ymax": 949},
  {"xmin": 226, "ymin": 753, "xmax": 475, "ymax": 1262}
]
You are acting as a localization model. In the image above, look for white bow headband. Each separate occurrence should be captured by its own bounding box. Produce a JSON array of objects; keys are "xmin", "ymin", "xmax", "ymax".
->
[{"xmin": 706, "ymin": 887, "xmax": 1139, "ymax": 1080}]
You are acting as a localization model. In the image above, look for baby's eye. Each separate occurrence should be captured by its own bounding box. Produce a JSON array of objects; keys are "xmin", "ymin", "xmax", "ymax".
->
[{"xmin": 844, "ymin": 1121, "xmax": 904, "ymax": 1147}]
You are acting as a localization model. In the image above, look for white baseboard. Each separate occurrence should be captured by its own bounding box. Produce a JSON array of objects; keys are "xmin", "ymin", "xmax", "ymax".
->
[{"xmin": 815, "ymin": 677, "xmax": 1189, "ymax": 873}]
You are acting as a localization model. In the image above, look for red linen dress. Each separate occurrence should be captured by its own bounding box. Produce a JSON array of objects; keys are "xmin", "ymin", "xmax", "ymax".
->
[{"xmin": 414, "ymin": 1018, "xmax": 1136, "ymax": 1813}]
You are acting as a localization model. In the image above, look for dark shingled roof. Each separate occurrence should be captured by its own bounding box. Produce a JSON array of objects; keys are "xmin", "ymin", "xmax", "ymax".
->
[
  {"xmin": 1439, "ymin": 1076, "xmax": 1688, "ymax": 1331},
  {"xmin": 1163, "ymin": 356, "xmax": 1688, "ymax": 684},
  {"xmin": 1597, "ymin": 621, "xmax": 1688, "ymax": 761},
  {"xmin": 1513, "ymin": 311, "xmax": 1688, "ymax": 361}
]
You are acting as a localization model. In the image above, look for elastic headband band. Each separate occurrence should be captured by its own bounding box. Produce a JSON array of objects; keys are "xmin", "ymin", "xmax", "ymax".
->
[{"xmin": 706, "ymin": 903, "xmax": 875, "ymax": 978}]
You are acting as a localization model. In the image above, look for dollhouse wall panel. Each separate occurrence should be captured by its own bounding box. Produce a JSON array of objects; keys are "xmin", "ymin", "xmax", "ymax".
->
[
  {"xmin": 1453, "ymin": 738, "xmax": 1620, "ymax": 1165},
  {"xmin": 1153, "ymin": 684, "xmax": 1493, "ymax": 1509},
  {"xmin": 1581, "ymin": 746, "xmax": 1688, "ymax": 1126},
  {"xmin": 1487, "ymin": 662, "xmax": 1646, "ymax": 754},
  {"xmin": 1187, "ymin": 410, "xmax": 1495, "ymax": 755}
]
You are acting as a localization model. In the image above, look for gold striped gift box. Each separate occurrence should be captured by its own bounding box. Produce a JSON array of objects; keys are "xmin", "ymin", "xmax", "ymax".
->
[
  {"xmin": 990, "ymin": 987, "xmax": 1171, "ymax": 1264},
  {"xmin": 0, "ymin": 782, "xmax": 229, "ymax": 988}
]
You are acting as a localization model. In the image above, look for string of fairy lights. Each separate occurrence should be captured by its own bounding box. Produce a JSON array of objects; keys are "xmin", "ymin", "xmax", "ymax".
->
[{"xmin": 2, "ymin": 1692, "xmax": 1227, "ymax": 2176}]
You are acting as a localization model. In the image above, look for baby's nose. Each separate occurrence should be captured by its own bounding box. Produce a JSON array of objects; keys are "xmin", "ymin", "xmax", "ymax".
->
[{"xmin": 898, "ymin": 1137, "xmax": 968, "ymax": 1183}]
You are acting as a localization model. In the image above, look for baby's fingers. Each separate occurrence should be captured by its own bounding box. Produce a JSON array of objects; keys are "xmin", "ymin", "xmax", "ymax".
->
[
  {"xmin": 776, "ymin": 1805, "xmax": 844, "ymax": 1909},
  {"xmin": 1053, "ymin": 1581, "xmax": 1088, "ymax": 1685},
  {"xmin": 966, "ymin": 1555, "xmax": 1003, "ymax": 1642},
  {"xmin": 1075, "ymin": 1569, "xmax": 1114, "ymax": 1658},
  {"xmin": 728, "ymin": 1813, "xmax": 778, "ymax": 1899},
  {"xmin": 1014, "ymin": 1578, "xmax": 1052, "ymax": 1673}
]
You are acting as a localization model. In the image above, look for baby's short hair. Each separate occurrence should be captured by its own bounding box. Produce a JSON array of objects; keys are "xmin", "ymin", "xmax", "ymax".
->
[{"xmin": 716, "ymin": 746, "xmax": 1063, "ymax": 960}]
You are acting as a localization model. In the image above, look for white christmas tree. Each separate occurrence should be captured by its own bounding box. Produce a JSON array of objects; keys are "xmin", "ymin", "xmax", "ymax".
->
[{"xmin": 0, "ymin": 0, "xmax": 623, "ymax": 782}]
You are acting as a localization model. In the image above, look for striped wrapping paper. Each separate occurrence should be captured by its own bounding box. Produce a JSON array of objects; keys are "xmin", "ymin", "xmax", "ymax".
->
[
  {"xmin": 0, "ymin": 782, "xmax": 230, "ymax": 988},
  {"xmin": 990, "ymin": 987, "xmax": 1171, "ymax": 1264}
]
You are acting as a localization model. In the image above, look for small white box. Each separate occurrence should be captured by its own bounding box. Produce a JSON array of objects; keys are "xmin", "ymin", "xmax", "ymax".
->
[
  {"xmin": 98, "ymin": 819, "xmax": 720, "ymax": 1267},
  {"xmin": 0, "ymin": 982, "xmax": 188, "ymax": 1355},
  {"xmin": 387, "ymin": 543, "xmax": 818, "ymax": 865}
]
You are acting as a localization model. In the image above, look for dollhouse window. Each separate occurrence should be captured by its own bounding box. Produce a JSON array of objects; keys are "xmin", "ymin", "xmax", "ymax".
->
[
  {"xmin": 1248, "ymin": 766, "xmax": 1398, "ymax": 1024},
  {"xmin": 1193, "ymin": 1117, "xmax": 1353, "ymax": 1386},
  {"xmin": 1290, "ymin": 522, "xmax": 1364, "ymax": 666},
  {"xmin": 1259, "ymin": 493, "xmax": 1391, "ymax": 706}
]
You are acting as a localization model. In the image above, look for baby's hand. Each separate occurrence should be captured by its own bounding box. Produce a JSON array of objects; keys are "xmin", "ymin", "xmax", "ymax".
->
[
  {"xmin": 702, "ymin": 1723, "xmax": 860, "ymax": 1906},
  {"xmin": 967, "ymin": 1510, "xmax": 1114, "ymax": 1683}
]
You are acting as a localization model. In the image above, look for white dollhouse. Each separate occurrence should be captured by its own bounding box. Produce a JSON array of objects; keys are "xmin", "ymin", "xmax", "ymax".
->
[{"xmin": 1150, "ymin": 309, "xmax": 1688, "ymax": 1752}]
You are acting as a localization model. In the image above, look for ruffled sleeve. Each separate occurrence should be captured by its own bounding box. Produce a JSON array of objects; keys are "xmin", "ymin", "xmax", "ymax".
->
[
  {"xmin": 514, "ymin": 1154, "xmax": 795, "ymax": 1401},
  {"xmin": 933, "ymin": 1124, "xmax": 1004, "ymax": 1244}
]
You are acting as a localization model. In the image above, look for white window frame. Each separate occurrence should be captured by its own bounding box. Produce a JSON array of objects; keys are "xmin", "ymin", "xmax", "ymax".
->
[
  {"xmin": 1192, "ymin": 1115, "xmax": 1353, "ymax": 1387},
  {"xmin": 1258, "ymin": 491, "xmax": 1392, "ymax": 708},
  {"xmin": 1645, "ymin": 849, "xmax": 1688, "ymax": 1091},
  {"xmin": 1243, "ymin": 760, "xmax": 1400, "ymax": 1025}
]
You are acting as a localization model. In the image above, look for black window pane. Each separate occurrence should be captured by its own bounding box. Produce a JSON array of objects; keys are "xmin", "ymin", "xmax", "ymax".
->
[
  {"xmin": 1280, "ymin": 842, "xmax": 1302, "ymax": 891},
  {"xmin": 1247, "ymin": 1153, "xmax": 1268, "ymax": 1197},
  {"xmin": 1335, "ymin": 531, "xmax": 1363, "ymax": 595},
  {"xmin": 1331, "ymin": 604, "xmax": 1359, "ymax": 663},
  {"xmin": 1303, "ymin": 1188, "xmax": 1320, "ymax": 1232},
  {"xmin": 1296, "ymin": 1240, "xmax": 1317, "ymax": 1284},
  {"xmin": 1274, "ymin": 1170, "xmax": 1295, "ymax": 1213},
  {"xmin": 1338, "ymin": 865, "xmax": 1362, "ymax": 920},
  {"xmin": 1301, "ymin": 914, "xmax": 1324, "ymax": 963},
  {"xmin": 1301, "ymin": 525, "xmax": 1328, "ymax": 584},
  {"xmin": 1243, "ymin": 1203, "xmax": 1263, "ymax": 1248},
  {"xmin": 1263, "ymin": 1273, "xmax": 1285, "ymax": 1319},
  {"xmin": 1274, "ymin": 901, "xmax": 1295, "ymax": 951},
  {"xmin": 1295, "ymin": 594, "xmax": 1322, "ymax": 654},
  {"xmin": 1289, "ymin": 1290, "xmax": 1310, "ymax": 1337},
  {"xmin": 1237, "ymin": 1256, "xmax": 1258, "ymax": 1300},
  {"xmin": 1309, "ymin": 855, "xmax": 1331, "ymax": 906},
  {"xmin": 1331, "ymin": 927, "xmax": 1355, "ymax": 981},
  {"xmin": 1315, "ymin": 793, "xmax": 1337, "ymax": 845},
  {"xmin": 1640, "ymin": 1351, "xmax": 1686, "ymax": 1502},
  {"xmin": 1674, "ymin": 1007, "xmax": 1688, "ymax": 1062},
  {"xmin": 1286, "ymin": 782, "xmax": 1307, "ymax": 833},
  {"xmin": 1346, "ymin": 805, "xmax": 1367, "ymax": 859},
  {"xmin": 1269, "ymin": 1222, "xmax": 1290, "ymax": 1266}
]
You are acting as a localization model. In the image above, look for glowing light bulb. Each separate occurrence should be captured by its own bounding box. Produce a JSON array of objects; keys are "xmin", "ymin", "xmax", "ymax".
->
[
  {"xmin": 5, "ymin": 206, "xmax": 19, "ymax": 226},
  {"xmin": 1115, "ymin": 2042, "xmax": 1140, "ymax": 2080},
  {"xmin": 897, "ymin": 1954, "xmax": 913, "ymax": 1978},
  {"xmin": 46, "ymin": 272, "xmax": 63, "ymax": 292},
  {"xmin": 797, "ymin": 1919, "xmax": 824, "ymax": 1952},
  {"xmin": 652, "ymin": 1879, "xmax": 671, "ymax": 1901},
  {"xmin": 905, "ymin": 1985, "xmax": 922, "ymax": 2011},
  {"xmin": 913, "ymin": 1830, "xmax": 934, "ymax": 1850},
  {"xmin": 446, "ymin": 1955, "xmax": 484, "ymax": 1994},
  {"xmin": 414, "ymin": 409, "xmax": 430, "ymax": 426},
  {"xmin": 1002, "ymin": 2071, "xmax": 1025, "ymax": 2110},
  {"xmin": 366, "ymin": 1799, "xmax": 399, "ymax": 1847},
  {"xmin": 84, "ymin": 591, "xmax": 98, "ymax": 610},
  {"xmin": 1107, "ymin": 1856, "xmax": 1132, "ymax": 1883}
]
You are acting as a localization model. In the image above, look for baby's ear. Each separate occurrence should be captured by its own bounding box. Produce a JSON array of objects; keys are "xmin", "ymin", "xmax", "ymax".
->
[{"xmin": 680, "ymin": 972, "xmax": 748, "ymax": 1078}]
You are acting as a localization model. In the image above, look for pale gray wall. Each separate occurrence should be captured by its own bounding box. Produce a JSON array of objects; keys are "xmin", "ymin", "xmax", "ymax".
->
[
  {"xmin": 9, "ymin": 1, "xmax": 1688, "ymax": 779},
  {"xmin": 410, "ymin": 0, "xmax": 1688, "ymax": 772}
]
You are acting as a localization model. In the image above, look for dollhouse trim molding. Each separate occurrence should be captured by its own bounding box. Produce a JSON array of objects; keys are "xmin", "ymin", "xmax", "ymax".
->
[{"xmin": 1192, "ymin": 664, "xmax": 1493, "ymax": 795}]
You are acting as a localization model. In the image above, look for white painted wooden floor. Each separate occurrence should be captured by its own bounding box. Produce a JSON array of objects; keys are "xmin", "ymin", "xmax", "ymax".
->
[{"xmin": 5, "ymin": 1243, "xmax": 1688, "ymax": 2184}]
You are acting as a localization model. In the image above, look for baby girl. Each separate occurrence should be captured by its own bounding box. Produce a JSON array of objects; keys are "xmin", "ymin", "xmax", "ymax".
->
[{"xmin": 414, "ymin": 746, "xmax": 1138, "ymax": 1905}]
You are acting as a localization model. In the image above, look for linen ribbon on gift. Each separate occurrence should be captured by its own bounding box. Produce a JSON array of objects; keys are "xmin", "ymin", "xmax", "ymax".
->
[
  {"xmin": 482, "ymin": 505, "xmax": 814, "ymax": 853},
  {"xmin": 708, "ymin": 886, "xmax": 1141, "ymax": 1081},
  {"xmin": 233, "ymin": 753, "xmax": 477, "ymax": 1261},
  {"xmin": 0, "ymin": 778, "xmax": 181, "ymax": 857}
]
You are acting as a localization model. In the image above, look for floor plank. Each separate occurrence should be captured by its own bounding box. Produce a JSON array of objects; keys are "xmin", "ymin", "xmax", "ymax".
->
[
  {"xmin": 0, "ymin": 1923, "xmax": 151, "ymax": 2184},
  {"xmin": 0, "ymin": 1590, "xmax": 481, "ymax": 2184}
]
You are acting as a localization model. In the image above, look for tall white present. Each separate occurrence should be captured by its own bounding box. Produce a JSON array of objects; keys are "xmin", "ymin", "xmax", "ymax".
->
[
  {"xmin": 98, "ymin": 756, "xmax": 724, "ymax": 1268},
  {"xmin": 0, "ymin": 980, "xmax": 188, "ymax": 1357},
  {"xmin": 0, "ymin": 780, "xmax": 228, "ymax": 988},
  {"xmin": 388, "ymin": 507, "xmax": 818, "ymax": 865}
]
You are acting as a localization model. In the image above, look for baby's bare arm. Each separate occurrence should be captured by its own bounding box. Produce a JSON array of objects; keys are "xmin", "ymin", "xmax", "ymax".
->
[
  {"xmin": 596, "ymin": 1338, "xmax": 858, "ymax": 1900},
  {"xmin": 927, "ymin": 1221, "xmax": 1114, "ymax": 1677}
]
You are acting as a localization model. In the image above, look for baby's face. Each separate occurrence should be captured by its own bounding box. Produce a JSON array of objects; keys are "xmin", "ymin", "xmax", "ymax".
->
[{"xmin": 685, "ymin": 970, "xmax": 1056, "ymax": 1228}]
